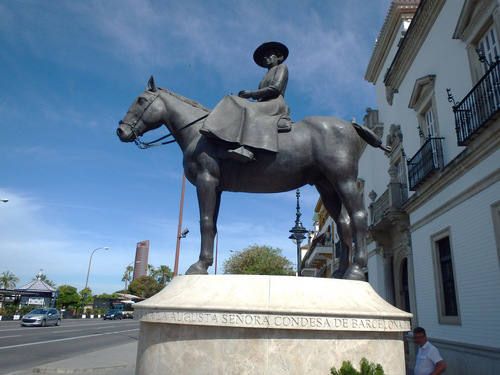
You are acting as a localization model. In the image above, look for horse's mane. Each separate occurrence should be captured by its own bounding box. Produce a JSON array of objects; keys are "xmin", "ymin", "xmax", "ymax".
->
[{"xmin": 158, "ymin": 87, "xmax": 211, "ymax": 113}]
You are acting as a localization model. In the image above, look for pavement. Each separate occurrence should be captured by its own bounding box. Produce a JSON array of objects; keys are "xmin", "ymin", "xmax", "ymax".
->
[{"xmin": 7, "ymin": 342, "xmax": 137, "ymax": 375}]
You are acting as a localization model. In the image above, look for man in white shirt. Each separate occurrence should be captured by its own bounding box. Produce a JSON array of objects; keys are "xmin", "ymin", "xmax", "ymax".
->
[{"xmin": 413, "ymin": 327, "xmax": 447, "ymax": 375}]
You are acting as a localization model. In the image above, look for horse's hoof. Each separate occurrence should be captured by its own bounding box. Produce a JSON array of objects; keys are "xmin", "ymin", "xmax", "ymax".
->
[
  {"xmin": 185, "ymin": 262, "xmax": 209, "ymax": 275},
  {"xmin": 343, "ymin": 265, "xmax": 366, "ymax": 281},
  {"xmin": 332, "ymin": 268, "xmax": 346, "ymax": 279}
]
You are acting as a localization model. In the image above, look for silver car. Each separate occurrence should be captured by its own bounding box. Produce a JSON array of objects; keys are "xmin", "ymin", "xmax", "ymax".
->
[{"xmin": 21, "ymin": 308, "xmax": 61, "ymax": 327}]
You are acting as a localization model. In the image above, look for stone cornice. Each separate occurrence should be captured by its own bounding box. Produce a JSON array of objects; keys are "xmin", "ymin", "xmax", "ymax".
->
[
  {"xmin": 365, "ymin": 0, "xmax": 420, "ymax": 83},
  {"xmin": 453, "ymin": 0, "xmax": 496, "ymax": 41},
  {"xmin": 384, "ymin": 0, "xmax": 446, "ymax": 90}
]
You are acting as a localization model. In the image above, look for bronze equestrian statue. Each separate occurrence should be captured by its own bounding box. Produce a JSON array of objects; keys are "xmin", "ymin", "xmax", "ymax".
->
[{"xmin": 117, "ymin": 42, "xmax": 390, "ymax": 281}]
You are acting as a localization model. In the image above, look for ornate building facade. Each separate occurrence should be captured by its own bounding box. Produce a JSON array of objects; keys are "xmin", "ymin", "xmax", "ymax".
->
[{"xmin": 361, "ymin": 0, "xmax": 500, "ymax": 373}]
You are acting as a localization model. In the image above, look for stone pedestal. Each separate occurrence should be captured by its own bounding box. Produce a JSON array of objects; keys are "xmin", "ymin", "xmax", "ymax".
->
[{"xmin": 134, "ymin": 275, "xmax": 412, "ymax": 375}]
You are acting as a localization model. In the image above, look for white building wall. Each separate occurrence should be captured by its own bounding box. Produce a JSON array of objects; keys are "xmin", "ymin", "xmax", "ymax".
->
[
  {"xmin": 366, "ymin": 243, "xmax": 385, "ymax": 296},
  {"xmin": 358, "ymin": 143, "xmax": 389, "ymax": 208},
  {"xmin": 375, "ymin": 0, "xmax": 472, "ymax": 164},
  {"xmin": 412, "ymin": 180, "xmax": 500, "ymax": 348},
  {"xmin": 411, "ymin": 150, "xmax": 500, "ymax": 224}
]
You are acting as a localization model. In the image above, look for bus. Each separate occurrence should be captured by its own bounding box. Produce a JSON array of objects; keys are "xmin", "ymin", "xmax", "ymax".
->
[{"xmin": 110, "ymin": 300, "xmax": 135, "ymax": 319}]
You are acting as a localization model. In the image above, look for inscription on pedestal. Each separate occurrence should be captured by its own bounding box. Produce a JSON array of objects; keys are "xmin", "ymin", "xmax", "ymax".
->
[{"xmin": 137, "ymin": 309, "xmax": 410, "ymax": 332}]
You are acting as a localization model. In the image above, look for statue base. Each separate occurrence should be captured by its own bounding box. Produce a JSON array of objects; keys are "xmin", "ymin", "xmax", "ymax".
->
[{"xmin": 134, "ymin": 275, "xmax": 412, "ymax": 375}]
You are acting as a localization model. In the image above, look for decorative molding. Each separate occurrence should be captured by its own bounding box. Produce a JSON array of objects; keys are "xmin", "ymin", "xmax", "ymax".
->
[
  {"xmin": 453, "ymin": 0, "xmax": 496, "ymax": 41},
  {"xmin": 408, "ymin": 75, "xmax": 436, "ymax": 110},
  {"xmin": 384, "ymin": 0, "xmax": 446, "ymax": 92},
  {"xmin": 365, "ymin": 0, "xmax": 420, "ymax": 83},
  {"xmin": 387, "ymin": 124, "xmax": 403, "ymax": 148}
]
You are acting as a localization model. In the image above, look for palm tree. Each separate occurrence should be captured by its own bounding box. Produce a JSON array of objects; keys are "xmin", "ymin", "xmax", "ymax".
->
[
  {"xmin": 0, "ymin": 271, "xmax": 19, "ymax": 289},
  {"xmin": 121, "ymin": 265, "xmax": 133, "ymax": 283},
  {"xmin": 32, "ymin": 273, "xmax": 56, "ymax": 287},
  {"xmin": 147, "ymin": 264, "xmax": 159, "ymax": 280},
  {"xmin": 156, "ymin": 265, "xmax": 173, "ymax": 284},
  {"xmin": 121, "ymin": 265, "xmax": 133, "ymax": 295}
]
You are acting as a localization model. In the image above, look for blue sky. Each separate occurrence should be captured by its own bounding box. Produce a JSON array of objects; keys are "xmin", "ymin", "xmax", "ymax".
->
[{"xmin": 0, "ymin": 0, "xmax": 389, "ymax": 294}]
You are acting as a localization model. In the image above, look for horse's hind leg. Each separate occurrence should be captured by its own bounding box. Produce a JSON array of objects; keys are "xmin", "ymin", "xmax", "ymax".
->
[
  {"xmin": 332, "ymin": 206, "xmax": 353, "ymax": 279},
  {"xmin": 332, "ymin": 177, "xmax": 367, "ymax": 281},
  {"xmin": 315, "ymin": 179, "xmax": 352, "ymax": 279}
]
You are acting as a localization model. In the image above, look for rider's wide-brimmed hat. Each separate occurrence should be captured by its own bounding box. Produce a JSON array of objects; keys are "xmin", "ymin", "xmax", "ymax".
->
[{"xmin": 253, "ymin": 41, "xmax": 289, "ymax": 67}]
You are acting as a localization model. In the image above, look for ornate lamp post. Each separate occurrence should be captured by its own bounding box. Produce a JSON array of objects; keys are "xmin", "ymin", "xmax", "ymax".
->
[
  {"xmin": 84, "ymin": 247, "xmax": 109, "ymax": 291},
  {"xmin": 289, "ymin": 189, "xmax": 308, "ymax": 276}
]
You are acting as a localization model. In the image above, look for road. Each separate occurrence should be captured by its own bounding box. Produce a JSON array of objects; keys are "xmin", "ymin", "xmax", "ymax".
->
[{"xmin": 0, "ymin": 318, "xmax": 139, "ymax": 375}]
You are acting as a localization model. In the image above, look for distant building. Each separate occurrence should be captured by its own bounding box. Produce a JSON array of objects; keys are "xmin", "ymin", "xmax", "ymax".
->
[
  {"xmin": 0, "ymin": 276, "xmax": 57, "ymax": 310},
  {"xmin": 301, "ymin": 199, "xmax": 339, "ymax": 278},
  {"xmin": 133, "ymin": 240, "xmax": 149, "ymax": 280},
  {"xmin": 361, "ymin": 0, "xmax": 500, "ymax": 373}
]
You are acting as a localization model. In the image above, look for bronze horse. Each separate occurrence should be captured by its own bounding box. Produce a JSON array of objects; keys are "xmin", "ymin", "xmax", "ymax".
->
[{"xmin": 117, "ymin": 77, "xmax": 389, "ymax": 280}]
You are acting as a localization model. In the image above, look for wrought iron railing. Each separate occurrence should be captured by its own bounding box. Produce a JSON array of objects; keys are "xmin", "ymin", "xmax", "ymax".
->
[
  {"xmin": 407, "ymin": 137, "xmax": 444, "ymax": 191},
  {"xmin": 453, "ymin": 59, "xmax": 500, "ymax": 145}
]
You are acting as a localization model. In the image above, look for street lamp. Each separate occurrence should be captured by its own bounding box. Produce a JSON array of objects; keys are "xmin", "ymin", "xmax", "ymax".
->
[
  {"xmin": 1, "ymin": 199, "xmax": 8, "ymax": 203},
  {"xmin": 289, "ymin": 189, "xmax": 308, "ymax": 276},
  {"xmin": 84, "ymin": 247, "xmax": 109, "ymax": 291},
  {"xmin": 174, "ymin": 174, "xmax": 187, "ymax": 277}
]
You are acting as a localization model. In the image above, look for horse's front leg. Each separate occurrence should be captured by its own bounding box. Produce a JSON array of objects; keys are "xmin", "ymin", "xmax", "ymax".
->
[{"xmin": 185, "ymin": 175, "xmax": 221, "ymax": 275}]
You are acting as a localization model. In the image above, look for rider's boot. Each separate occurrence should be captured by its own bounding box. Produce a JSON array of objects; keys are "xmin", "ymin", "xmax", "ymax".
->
[
  {"xmin": 228, "ymin": 146, "xmax": 255, "ymax": 163},
  {"xmin": 277, "ymin": 117, "xmax": 291, "ymax": 133}
]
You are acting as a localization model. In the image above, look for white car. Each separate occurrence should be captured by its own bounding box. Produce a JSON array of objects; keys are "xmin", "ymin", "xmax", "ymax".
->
[{"xmin": 21, "ymin": 308, "xmax": 61, "ymax": 327}]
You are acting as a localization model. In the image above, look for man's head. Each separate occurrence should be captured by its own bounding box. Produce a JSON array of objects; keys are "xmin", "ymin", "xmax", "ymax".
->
[{"xmin": 413, "ymin": 327, "xmax": 428, "ymax": 347}]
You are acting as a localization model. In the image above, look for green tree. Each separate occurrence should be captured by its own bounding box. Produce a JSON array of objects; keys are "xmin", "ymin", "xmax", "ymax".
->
[
  {"xmin": 0, "ymin": 271, "xmax": 19, "ymax": 289},
  {"xmin": 147, "ymin": 264, "xmax": 159, "ymax": 280},
  {"xmin": 57, "ymin": 285, "xmax": 80, "ymax": 309},
  {"xmin": 128, "ymin": 276, "xmax": 164, "ymax": 298},
  {"xmin": 98, "ymin": 292, "xmax": 120, "ymax": 299},
  {"xmin": 32, "ymin": 273, "xmax": 56, "ymax": 287},
  {"xmin": 156, "ymin": 265, "xmax": 173, "ymax": 284},
  {"xmin": 79, "ymin": 287, "xmax": 93, "ymax": 306},
  {"xmin": 222, "ymin": 244, "xmax": 294, "ymax": 275}
]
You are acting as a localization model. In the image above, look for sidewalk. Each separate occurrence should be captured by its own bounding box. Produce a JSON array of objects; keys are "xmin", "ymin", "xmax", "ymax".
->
[{"xmin": 7, "ymin": 342, "xmax": 137, "ymax": 375}]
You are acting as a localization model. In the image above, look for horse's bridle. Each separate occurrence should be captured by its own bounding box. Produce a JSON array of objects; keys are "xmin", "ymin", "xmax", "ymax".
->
[
  {"xmin": 118, "ymin": 91, "xmax": 160, "ymax": 143},
  {"xmin": 119, "ymin": 90, "xmax": 209, "ymax": 149}
]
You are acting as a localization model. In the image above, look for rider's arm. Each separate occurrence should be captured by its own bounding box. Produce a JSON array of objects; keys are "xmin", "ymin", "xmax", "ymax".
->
[{"xmin": 239, "ymin": 64, "xmax": 288, "ymax": 101}]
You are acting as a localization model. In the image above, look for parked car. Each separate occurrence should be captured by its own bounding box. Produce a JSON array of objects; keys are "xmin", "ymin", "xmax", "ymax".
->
[
  {"xmin": 103, "ymin": 309, "xmax": 123, "ymax": 320},
  {"xmin": 21, "ymin": 308, "xmax": 61, "ymax": 327}
]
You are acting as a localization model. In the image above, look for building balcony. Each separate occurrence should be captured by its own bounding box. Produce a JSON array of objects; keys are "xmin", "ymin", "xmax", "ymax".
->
[
  {"xmin": 407, "ymin": 137, "xmax": 444, "ymax": 191},
  {"xmin": 453, "ymin": 59, "xmax": 500, "ymax": 146}
]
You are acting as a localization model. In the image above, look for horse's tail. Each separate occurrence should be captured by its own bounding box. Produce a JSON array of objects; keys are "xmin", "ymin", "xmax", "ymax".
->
[{"xmin": 351, "ymin": 122, "xmax": 392, "ymax": 153}]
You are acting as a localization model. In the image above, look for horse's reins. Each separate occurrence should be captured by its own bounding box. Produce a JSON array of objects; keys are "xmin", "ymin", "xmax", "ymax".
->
[
  {"xmin": 119, "ymin": 91, "xmax": 208, "ymax": 149},
  {"xmin": 136, "ymin": 113, "xmax": 208, "ymax": 149}
]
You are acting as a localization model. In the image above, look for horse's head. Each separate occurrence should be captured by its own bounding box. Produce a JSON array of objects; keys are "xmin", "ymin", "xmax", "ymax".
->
[{"xmin": 117, "ymin": 76, "xmax": 166, "ymax": 142}]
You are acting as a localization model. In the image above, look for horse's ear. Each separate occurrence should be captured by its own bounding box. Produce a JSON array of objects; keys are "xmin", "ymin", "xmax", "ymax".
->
[{"xmin": 147, "ymin": 76, "xmax": 157, "ymax": 92}]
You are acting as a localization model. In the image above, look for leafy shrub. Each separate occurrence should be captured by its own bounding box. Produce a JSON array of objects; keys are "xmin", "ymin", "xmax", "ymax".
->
[{"xmin": 330, "ymin": 358, "xmax": 385, "ymax": 375}]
